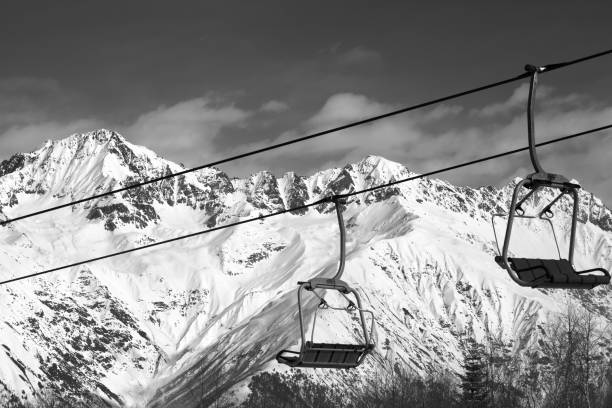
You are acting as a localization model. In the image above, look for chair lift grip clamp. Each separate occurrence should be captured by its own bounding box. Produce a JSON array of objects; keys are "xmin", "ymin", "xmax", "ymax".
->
[
  {"xmin": 312, "ymin": 194, "xmax": 346, "ymax": 206},
  {"xmin": 524, "ymin": 64, "xmax": 545, "ymax": 73},
  {"xmin": 330, "ymin": 194, "xmax": 346, "ymax": 203}
]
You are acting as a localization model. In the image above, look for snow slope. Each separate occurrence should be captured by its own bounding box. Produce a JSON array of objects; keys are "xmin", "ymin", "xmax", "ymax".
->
[{"xmin": 0, "ymin": 130, "xmax": 610, "ymax": 407}]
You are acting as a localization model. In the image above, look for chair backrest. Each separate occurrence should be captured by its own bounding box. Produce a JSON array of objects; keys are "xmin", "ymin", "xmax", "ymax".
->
[{"xmin": 301, "ymin": 342, "xmax": 370, "ymax": 367}]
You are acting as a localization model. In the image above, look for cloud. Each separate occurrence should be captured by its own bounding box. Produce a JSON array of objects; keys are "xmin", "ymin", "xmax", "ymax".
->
[
  {"xmin": 471, "ymin": 83, "xmax": 552, "ymax": 117},
  {"xmin": 273, "ymin": 93, "xmax": 470, "ymax": 164},
  {"xmin": 471, "ymin": 83, "xmax": 587, "ymax": 119},
  {"xmin": 0, "ymin": 81, "xmax": 254, "ymax": 167},
  {"xmin": 405, "ymin": 103, "xmax": 612, "ymax": 204},
  {"xmin": 0, "ymin": 119, "xmax": 102, "ymax": 156},
  {"xmin": 259, "ymin": 100, "xmax": 289, "ymax": 113},
  {"xmin": 0, "ymin": 77, "xmax": 609, "ymax": 204},
  {"xmin": 217, "ymin": 93, "xmax": 494, "ymax": 177},
  {"xmin": 335, "ymin": 46, "xmax": 382, "ymax": 66},
  {"xmin": 0, "ymin": 77, "xmax": 101, "ymax": 158},
  {"xmin": 419, "ymin": 104, "xmax": 464, "ymax": 121},
  {"xmin": 122, "ymin": 97, "xmax": 252, "ymax": 164},
  {"xmin": 216, "ymin": 93, "xmax": 423, "ymax": 176},
  {"xmin": 306, "ymin": 93, "xmax": 391, "ymax": 128},
  {"xmin": 223, "ymin": 89, "xmax": 612, "ymax": 204}
]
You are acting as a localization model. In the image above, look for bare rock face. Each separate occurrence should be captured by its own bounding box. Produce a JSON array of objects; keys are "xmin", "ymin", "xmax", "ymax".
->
[
  {"xmin": 280, "ymin": 172, "xmax": 309, "ymax": 215},
  {"xmin": 243, "ymin": 171, "xmax": 285, "ymax": 212},
  {"xmin": 0, "ymin": 130, "xmax": 610, "ymax": 407}
]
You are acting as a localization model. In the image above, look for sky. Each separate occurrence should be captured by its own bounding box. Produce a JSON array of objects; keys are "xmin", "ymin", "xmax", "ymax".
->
[{"xmin": 1, "ymin": 1, "xmax": 611, "ymax": 202}]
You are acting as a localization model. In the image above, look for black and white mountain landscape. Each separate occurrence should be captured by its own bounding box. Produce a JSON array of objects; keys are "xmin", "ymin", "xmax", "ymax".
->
[{"xmin": 0, "ymin": 130, "xmax": 610, "ymax": 407}]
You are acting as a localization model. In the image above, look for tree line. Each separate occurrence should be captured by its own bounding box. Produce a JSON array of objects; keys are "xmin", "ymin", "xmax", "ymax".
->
[
  {"xmin": 3, "ymin": 302, "xmax": 609, "ymax": 407},
  {"xmin": 234, "ymin": 302, "xmax": 612, "ymax": 408}
]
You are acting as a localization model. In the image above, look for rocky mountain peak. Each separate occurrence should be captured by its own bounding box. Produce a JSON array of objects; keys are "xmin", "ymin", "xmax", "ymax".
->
[
  {"xmin": 60, "ymin": 128, "xmax": 126, "ymax": 148},
  {"xmin": 0, "ymin": 131, "xmax": 610, "ymax": 407}
]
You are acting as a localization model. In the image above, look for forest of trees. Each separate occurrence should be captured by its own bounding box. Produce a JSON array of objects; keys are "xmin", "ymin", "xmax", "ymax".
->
[
  {"xmin": 231, "ymin": 303, "xmax": 612, "ymax": 408},
  {"xmin": 2, "ymin": 303, "xmax": 610, "ymax": 407}
]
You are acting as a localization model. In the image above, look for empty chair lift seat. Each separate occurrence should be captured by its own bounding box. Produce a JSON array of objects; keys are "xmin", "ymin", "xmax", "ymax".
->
[
  {"xmin": 276, "ymin": 342, "xmax": 373, "ymax": 369},
  {"xmin": 508, "ymin": 258, "xmax": 610, "ymax": 289},
  {"xmin": 276, "ymin": 196, "xmax": 375, "ymax": 369},
  {"xmin": 491, "ymin": 64, "xmax": 610, "ymax": 290}
]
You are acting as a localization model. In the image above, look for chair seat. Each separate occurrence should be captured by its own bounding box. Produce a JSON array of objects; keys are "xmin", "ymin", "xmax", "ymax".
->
[
  {"xmin": 277, "ymin": 342, "xmax": 372, "ymax": 369},
  {"xmin": 508, "ymin": 258, "xmax": 610, "ymax": 289}
]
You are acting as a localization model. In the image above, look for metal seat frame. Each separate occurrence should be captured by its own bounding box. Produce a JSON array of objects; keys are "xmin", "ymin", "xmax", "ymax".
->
[
  {"xmin": 494, "ymin": 65, "xmax": 610, "ymax": 288},
  {"xmin": 276, "ymin": 196, "xmax": 375, "ymax": 368}
]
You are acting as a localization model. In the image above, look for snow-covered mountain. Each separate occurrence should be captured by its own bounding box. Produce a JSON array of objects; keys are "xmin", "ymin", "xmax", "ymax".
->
[{"xmin": 0, "ymin": 129, "xmax": 610, "ymax": 407}]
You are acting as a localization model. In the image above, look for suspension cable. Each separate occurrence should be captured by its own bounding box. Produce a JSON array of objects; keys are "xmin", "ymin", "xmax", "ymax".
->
[
  {"xmin": 1, "ymin": 122, "xmax": 610, "ymax": 286},
  {"xmin": 1, "ymin": 48, "xmax": 611, "ymax": 227}
]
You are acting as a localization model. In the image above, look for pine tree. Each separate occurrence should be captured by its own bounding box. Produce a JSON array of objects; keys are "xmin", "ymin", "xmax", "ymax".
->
[{"xmin": 460, "ymin": 340, "xmax": 488, "ymax": 407}]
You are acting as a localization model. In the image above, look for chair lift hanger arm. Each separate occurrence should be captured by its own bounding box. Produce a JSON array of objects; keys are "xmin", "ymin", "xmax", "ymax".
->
[{"xmin": 525, "ymin": 65, "xmax": 545, "ymax": 175}]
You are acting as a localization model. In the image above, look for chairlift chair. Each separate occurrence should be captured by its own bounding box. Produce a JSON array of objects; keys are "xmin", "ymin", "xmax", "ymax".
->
[
  {"xmin": 276, "ymin": 196, "xmax": 375, "ymax": 368},
  {"xmin": 493, "ymin": 65, "xmax": 610, "ymax": 289}
]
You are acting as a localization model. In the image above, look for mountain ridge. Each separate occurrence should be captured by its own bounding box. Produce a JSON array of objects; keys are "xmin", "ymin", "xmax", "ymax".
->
[{"xmin": 0, "ymin": 130, "xmax": 610, "ymax": 407}]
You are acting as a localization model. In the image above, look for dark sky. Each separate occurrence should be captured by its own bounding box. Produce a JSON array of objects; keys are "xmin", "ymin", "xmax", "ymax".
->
[{"xmin": 1, "ymin": 1, "xmax": 611, "ymax": 201}]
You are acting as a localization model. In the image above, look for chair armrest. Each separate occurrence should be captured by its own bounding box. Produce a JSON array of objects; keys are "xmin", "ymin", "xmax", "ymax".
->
[
  {"xmin": 276, "ymin": 349, "xmax": 300, "ymax": 365},
  {"xmin": 575, "ymin": 267, "xmax": 610, "ymax": 277}
]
